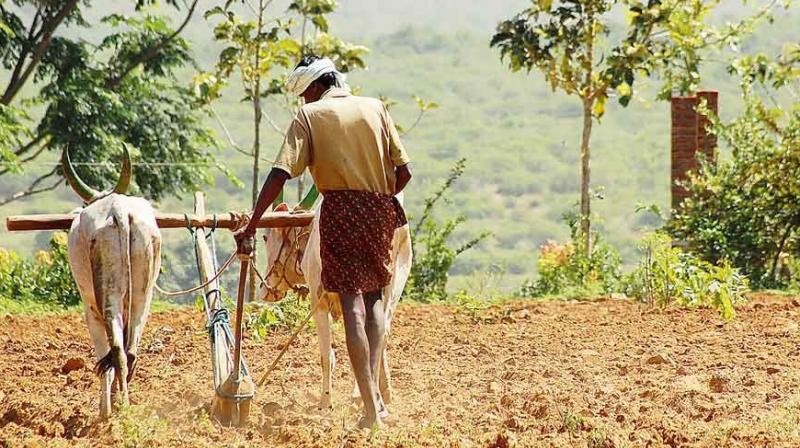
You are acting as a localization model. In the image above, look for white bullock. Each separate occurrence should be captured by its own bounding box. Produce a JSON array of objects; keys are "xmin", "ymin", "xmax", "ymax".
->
[
  {"xmin": 63, "ymin": 147, "xmax": 161, "ymax": 419},
  {"xmin": 260, "ymin": 193, "xmax": 412, "ymax": 410}
]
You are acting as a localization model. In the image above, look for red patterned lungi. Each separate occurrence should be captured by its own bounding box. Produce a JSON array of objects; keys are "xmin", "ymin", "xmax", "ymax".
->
[{"xmin": 320, "ymin": 190, "xmax": 407, "ymax": 294}]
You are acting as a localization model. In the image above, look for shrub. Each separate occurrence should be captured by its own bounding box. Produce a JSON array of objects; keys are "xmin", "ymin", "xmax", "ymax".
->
[
  {"xmin": 518, "ymin": 214, "xmax": 621, "ymax": 299},
  {"xmin": 667, "ymin": 52, "xmax": 800, "ymax": 288},
  {"xmin": 0, "ymin": 232, "xmax": 81, "ymax": 308},
  {"xmin": 406, "ymin": 158, "xmax": 491, "ymax": 302},
  {"xmin": 245, "ymin": 291, "xmax": 310, "ymax": 340},
  {"xmin": 623, "ymin": 233, "xmax": 748, "ymax": 319}
]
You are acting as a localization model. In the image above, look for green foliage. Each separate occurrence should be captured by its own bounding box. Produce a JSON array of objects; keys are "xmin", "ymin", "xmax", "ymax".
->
[
  {"xmin": 406, "ymin": 159, "xmax": 491, "ymax": 302},
  {"xmin": 490, "ymin": 0, "xmax": 777, "ymax": 256},
  {"xmin": 491, "ymin": 0, "xmax": 778, "ymax": 107},
  {"xmin": 197, "ymin": 1, "xmax": 368, "ymax": 105},
  {"xmin": 518, "ymin": 214, "xmax": 621, "ymax": 299},
  {"xmin": 0, "ymin": 1, "xmax": 219, "ymax": 202},
  {"xmin": 623, "ymin": 233, "xmax": 748, "ymax": 319},
  {"xmin": 0, "ymin": 103, "xmax": 28, "ymax": 172},
  {"xmin": 245, "ymin": 291, "xmax": 310, "ymax": 340},
  {"xmin": 668, "ymin": 44, "xmax": 800, "ymax": 288},
  {"xmin": 0, "ymin": 232, "xmax": 80, "ymax": 308},
  {"xmin": 112, "ymin": 403, "xmax": 169, "ymax": 448},
  {"xmin": 451, "ymin": 290, "xmax": 492, "ymax": 321}
]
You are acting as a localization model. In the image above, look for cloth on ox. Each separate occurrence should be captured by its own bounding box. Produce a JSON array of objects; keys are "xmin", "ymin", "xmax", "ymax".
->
[{"xmin": 319, "ymin": 190, "xmax": 407, "ymax": 294}]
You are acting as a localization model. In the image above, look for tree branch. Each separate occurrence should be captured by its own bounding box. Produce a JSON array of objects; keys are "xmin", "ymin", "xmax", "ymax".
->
[
  {"xmin": 400, "ymin": 109, "xmax": 426, "ymax": 137},
  {"xmin": 0, "ymin": 168, "xmax": 60, "ymax": 207},
  {"xmin": 1, "ymin": 0, "xmax": 80, "ymax": 105},
  {"xmin": 4, "ymin": 6, "xmax": 43, "ymax": 96},
  {"xmin": 260, "ymin": 105, "xmax": 287, "ymax": 137},
  {"xmin": 0, "ymin": 136, "xmax": 50, "ymax": 177},
  {"xmin": 105, "ymin": 0, "xmax": 199, "ymax": 89}
]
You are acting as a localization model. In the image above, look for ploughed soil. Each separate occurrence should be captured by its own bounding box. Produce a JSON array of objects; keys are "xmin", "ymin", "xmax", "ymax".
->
[{"xmin": 2, "ymin": 294, "xmax": 800, "ymax": 447}]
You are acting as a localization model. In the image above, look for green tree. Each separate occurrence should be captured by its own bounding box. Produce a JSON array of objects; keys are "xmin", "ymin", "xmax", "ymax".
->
[
  {"xmin": 669, "ymin": 44, "xmax": 800, "ymax": 287},
  {"xmin": 0, "ymin": 0, "xmax": 219, "ymax": 204},
  {"xmin": 490, "ymin": 0, "xmax": 777, "ymax": 256}
]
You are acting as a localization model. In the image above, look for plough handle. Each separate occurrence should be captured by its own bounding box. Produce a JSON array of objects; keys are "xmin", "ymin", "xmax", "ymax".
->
[{"xmin": 232, "ymin": 237, "xmax": 252, "ymax": 382}]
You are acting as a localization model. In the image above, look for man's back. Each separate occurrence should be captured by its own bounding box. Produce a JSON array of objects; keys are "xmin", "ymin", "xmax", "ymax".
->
[{"xmin": 274, "ymin": 87, "xmax": 409, "ymax": 195}]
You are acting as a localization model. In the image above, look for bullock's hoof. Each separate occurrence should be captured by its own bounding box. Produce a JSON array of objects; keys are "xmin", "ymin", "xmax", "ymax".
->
[{"xmin": 355, "ymin": 414, "xmax": 383, "ymax": 430}]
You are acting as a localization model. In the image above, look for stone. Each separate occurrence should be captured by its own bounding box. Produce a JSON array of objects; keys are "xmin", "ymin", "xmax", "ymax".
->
[
  {"xmin": 709, "ymin": 374, "xmax": 729, "ymax": 393},
  {"xmin": 646, "ymin": 354, "xmax": 670, "ymax": 365},
  {"xmin": 61, "ymin": 358, "xmax": 85, "ymax": 374},
  {"xmin": 147, "ymin": 339, "xmax": 165, "ymax": 353}
]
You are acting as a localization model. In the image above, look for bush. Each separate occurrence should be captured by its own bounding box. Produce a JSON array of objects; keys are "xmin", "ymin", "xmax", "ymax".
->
[
  {"xmin": 667, "ymin": 53, "xmax": 800, "ymax": 288},
  {"xmin": 406, "ymin": 158, "xmax": 491, "ymax": 302},
  {"xmin": 245, "ymin": 292, "xmax": 310, "ymax": 340},
  {"xmin": 518, "ymin": 214, "xmax": 621, "ymax": 299},
  {"xmin": 623, "ymin": 233, "xmax": 748, "ymax": 319},
  {"xmin": 0, "ymin": 232, "xmax": 81, "ymax": 308}
]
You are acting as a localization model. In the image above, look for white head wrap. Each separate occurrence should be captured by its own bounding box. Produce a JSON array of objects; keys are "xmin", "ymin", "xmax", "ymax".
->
[{"xmin": 286, "ymin": 57, "xmax": 349, "ymax": 96}]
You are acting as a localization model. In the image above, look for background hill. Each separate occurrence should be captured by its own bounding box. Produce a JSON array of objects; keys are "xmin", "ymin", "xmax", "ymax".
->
[{"xmin": 2, "ymin": 0, "xmax": 798, "ymax": 291}]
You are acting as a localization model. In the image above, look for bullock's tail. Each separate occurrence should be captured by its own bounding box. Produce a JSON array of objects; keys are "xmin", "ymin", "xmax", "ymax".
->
[
  {"xmin": 94, "ymin": 346, "xmax": 122, "ymax": 375},
  {"xmin": 91, "ymin": 210, "xmax": 133, "ymax": 382}
]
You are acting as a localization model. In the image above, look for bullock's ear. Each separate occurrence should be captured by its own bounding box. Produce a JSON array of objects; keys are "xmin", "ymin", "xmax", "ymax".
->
[{"xmin": 274, "ymin": 203, "xmax": 290, "ymax": 212}]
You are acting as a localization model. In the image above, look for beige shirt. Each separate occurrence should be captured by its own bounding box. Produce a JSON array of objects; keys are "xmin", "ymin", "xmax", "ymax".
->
[{"xmin": 273, "ymin": 88, "xmax": 410, "ymax": 196}]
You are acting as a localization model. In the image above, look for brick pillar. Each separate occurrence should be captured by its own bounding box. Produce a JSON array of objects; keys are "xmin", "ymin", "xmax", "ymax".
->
[{"xmin": 670, "ymin": 91, "xmax": 718, "ymax": 211}]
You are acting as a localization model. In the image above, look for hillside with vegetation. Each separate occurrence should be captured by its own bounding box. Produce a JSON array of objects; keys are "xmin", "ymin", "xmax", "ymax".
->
[{"xmin": 1, "ymin": 1, "xmax": 797, "ymax": 291}]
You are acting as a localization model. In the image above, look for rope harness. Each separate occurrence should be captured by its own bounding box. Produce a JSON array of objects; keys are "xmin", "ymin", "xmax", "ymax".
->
[{"xmin": 153, "ymin": 211, "xmax": 250, "ymax": 298}]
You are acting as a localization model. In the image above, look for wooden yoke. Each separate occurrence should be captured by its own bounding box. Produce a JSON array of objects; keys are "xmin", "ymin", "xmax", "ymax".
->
[{"xmin": 5, "ymin": 210, "xmax": 314, "ymax": 232}]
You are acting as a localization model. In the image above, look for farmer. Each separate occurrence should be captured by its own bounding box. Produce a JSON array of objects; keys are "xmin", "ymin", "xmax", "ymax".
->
[{"xmin": 235, "ymin": 55, "xmax": 412, "ymax": 429}]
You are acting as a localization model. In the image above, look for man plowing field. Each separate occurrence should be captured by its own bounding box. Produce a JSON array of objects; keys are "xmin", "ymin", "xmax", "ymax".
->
[{"xmin": 236, "ymin": 55, "xmax": 413, "ymax": 429}]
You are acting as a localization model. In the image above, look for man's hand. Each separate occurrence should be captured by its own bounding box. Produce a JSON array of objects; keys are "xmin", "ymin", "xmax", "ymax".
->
[
  {"xmin": 395, "ymin": 163, "xmax": 412, "ymax": 194},
  {"xmin": 234, "ymin": 227, "xmax": 255, "ymax": 255},
  {"xmin": 235, "ymin": 168, "xmax": 291, "ymax": 255}
]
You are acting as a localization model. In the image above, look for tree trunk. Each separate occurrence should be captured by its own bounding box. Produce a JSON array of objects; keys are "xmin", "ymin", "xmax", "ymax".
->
[
  {"xmin": 1, "ymin": 0, "xmax": 80, "ymax": 105},
  {"xmin": 580, "ymin": 97, "xmax": 593, "ymax": 256},
  {"xmin": 579, "ymin": 12, "xmax": 596, "ymax": 257},
  {"xmin": 770, "ymin": 223, "xmax": 794, "ymax": 283},
  {"xmin": 247, "ymin": 0, "xmax": 267, "ymax": 304},
  {"xmin": 249, "ymin": 89, "xmax": 262, "ymax": 303}
]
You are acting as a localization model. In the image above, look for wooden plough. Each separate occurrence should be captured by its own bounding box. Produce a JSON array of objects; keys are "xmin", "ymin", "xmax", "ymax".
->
[{"xmin": 5, "ymin": 192, "xmax": 314, "ymax": 426}]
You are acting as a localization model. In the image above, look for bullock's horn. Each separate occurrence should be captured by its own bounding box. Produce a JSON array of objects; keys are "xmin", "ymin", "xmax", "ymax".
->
[
  {"xmin": 113, "ymin": 144, "xmax": 132, "ymax": 195},
  {"xmin": 297, "ymin": 185, "xmax": 319, "ymax": 210},
  {"xmin": 62, "ymin": 147, "xmax": 99, "ymax": 203}
]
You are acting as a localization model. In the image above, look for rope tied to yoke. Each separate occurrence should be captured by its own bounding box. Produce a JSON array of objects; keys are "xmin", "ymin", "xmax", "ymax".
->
[{"xmin": 152, "ymin": 210, "xmax": 251, "ymax": 298}]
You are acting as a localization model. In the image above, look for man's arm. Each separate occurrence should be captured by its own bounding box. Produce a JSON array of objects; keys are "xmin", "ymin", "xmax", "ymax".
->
[
  {"xmin": 395, "ymin": 163, "xmax": 412, "ymax": 195},
  {"xmin": 238, "ymin": 168, "xmax": 290, "ymax": 240}
]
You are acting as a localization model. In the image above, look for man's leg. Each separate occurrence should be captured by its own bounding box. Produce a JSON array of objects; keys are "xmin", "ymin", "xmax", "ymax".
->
[
  {"xmin": 364, "ymin": 290, "xmax": 387, "ymax": 414},
  {"xmin": 340, "ymin": 292, "xmax": 382, "ymax": 428}
]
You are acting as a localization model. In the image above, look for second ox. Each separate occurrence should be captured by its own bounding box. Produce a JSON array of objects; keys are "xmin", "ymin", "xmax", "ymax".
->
[
  {"xmin": 64, "ymin": 146, "xmax": 162, "ymax": 419},
  {"xmin": 260, "ymin": 192, "xmax": 412, "ymax": 411}
]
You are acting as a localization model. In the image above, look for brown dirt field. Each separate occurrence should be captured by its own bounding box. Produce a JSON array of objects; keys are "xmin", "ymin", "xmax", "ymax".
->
[{"xmin": 2, "ymin": 295, "xmax": 800, "ymax": 447}]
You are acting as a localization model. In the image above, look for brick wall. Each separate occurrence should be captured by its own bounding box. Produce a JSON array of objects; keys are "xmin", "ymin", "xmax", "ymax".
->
[{"xmin": 670, "ymin": 91, "xmax": 718, "ymax": 211}]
